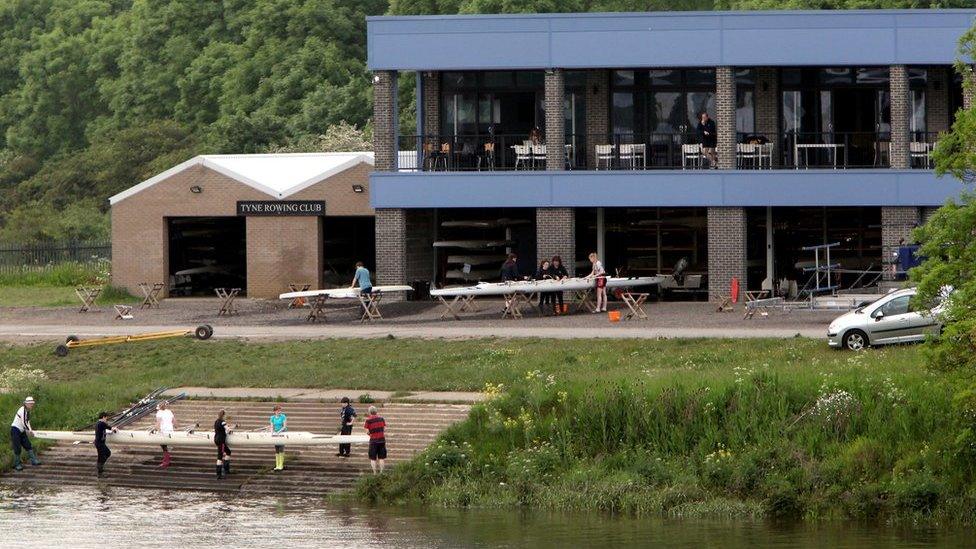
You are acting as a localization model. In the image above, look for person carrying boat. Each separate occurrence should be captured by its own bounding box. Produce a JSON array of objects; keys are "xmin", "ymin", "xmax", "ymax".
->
[
  {"xmin": 364, "ymin": 406, "xmax": 387, "ymax": 474},
  {"xmin": 350, "ymin": 261, "xmax": 373, "ymax": 295},
  {"xmin": 10, "ymin": 396, "xmax": 40, "ymax": 470},
  {"xmin": 214, "ymin": 409, "xmax": 232, "ymax": 479},
  {"xmin": 94, "ymin": 411, "xmax": 117, "ymax": 477},
  {"xmin": 548, "ymin": 255, "xmax": 570, "ymax": 314},
  {"xmin": 153, "ymin": 401, "xmax": 177, "ymax": 468},
  {"xmin": 269, "ymin": 404, "xmax": 287, "ymax": 471},
  {"xmin": 336, "ymin": 397, "xmax": 356, "ymax": 458},
  {"xmin": 535, "ymin": 259, "xmax": 553, "ymax": 314}
]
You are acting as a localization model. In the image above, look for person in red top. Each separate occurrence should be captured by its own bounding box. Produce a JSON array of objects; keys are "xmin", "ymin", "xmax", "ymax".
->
[{"xmin": 363, "ymin": 406, "xmax": 386, "ymax": 474}]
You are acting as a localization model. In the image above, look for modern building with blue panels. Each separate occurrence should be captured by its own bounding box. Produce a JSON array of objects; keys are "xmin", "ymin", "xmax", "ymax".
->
[{"xmin": 367, "ymin": 9, "xmax": 975, "ymax": 298}]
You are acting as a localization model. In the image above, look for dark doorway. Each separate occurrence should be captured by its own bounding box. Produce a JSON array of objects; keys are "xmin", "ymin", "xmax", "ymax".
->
[
  {"xmin": 497, "ymin": 92, "xmax": 539, "ymax": 135},
  {"xmin": 168, "ymin": 217, "xmax": 246, "ymax": 296},
  {"xmin": 322, "ymin": 217, "xmax": 375, "ymax": 287},
  {"xmin": 833, "ymin": 89, "xmax": 882, "ymax": 167}
]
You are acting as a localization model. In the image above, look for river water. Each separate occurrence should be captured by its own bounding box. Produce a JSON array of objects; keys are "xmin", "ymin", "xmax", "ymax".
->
[{"xmin": 0, "ymin": 485, "xmax": 970, "ymax": 548}]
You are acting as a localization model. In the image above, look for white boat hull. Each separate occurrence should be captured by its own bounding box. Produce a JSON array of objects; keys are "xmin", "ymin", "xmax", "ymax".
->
[
  {"xmin": 34, "ymin": 430, "xmax": 371, "ymax": 447},
  {"xmin": 430, "ymin": 276, "xmax": 663, "ymax": 297},
  {"xmin": 279, "ymin": 285, "xmax": 414, "ymax": 300}
]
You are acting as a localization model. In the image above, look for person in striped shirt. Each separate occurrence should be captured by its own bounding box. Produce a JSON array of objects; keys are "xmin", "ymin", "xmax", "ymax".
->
[{"xmin": 364, "ymin": 406, "xmax": 386, "ymax": 474}]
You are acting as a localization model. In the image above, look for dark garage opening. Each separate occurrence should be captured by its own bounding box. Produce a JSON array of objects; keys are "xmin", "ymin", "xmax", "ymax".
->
[
  {"xmin": 168, "ymin": 217, "xmax": 246, "ymax": 296},
  {"xmin": 323, "ymin": 216, "xmax": 376, "ymax": 287}
]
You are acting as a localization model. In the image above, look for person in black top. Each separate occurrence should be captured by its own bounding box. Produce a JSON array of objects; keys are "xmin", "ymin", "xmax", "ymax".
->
[
  {"xmin": 500, "ymin": 253, "xmax": 519, "ymax": 281},
  {"xmin": 336, "ymin": 397, "xmax": 356, "ymax": 458},
  {"xmin": 214, "ymin": 409, "xmax": 232, "ymax": 479},
  {"xmin": 697, "ymin": 112, "xmax": 718, "ymax": 168},
  {"xmin": 535, "ymin": 259, "xmax": 553, "ymax": 313},
  {"xmin": 94, "ymin": 412, "xmax": 117, "ymax": 477},
  {"xmin": 548, "ymin": 255, "xmax": 570, "ymax": 314}
]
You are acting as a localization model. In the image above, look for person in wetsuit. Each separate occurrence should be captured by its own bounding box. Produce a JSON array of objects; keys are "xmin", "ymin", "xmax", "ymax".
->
[
  {"xmin": 94, "ymin": 412, "xmax": 117, "ymax": 477},
  {"xmin": 336, "ymin": 397, "xmax": 356, "ymax": 458},
  {"xmin": 214, "ymin": 409, "xmax": 232, "ymax": 479}
]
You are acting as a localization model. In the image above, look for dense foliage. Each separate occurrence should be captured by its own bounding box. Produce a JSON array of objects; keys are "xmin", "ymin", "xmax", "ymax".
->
[{"xmin": 0, "ymin": 0, "xmax": 966, "ymax": 242}]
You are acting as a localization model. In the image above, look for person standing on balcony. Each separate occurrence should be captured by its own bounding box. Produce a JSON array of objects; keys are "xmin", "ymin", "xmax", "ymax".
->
[
  {"xmin": 697, "ymin": 112, "xmax": 718, "ymax": 168},
  {"xmin": 529, "ymin": 126, "xmax": 544, "ymax": 145}
]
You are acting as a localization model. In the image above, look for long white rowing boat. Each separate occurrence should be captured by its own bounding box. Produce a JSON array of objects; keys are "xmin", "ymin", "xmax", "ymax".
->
[
  {"xmin": 430, "ymin": 276, "xmax": 664, "ymax": 297},
  {"xmin": 278, "ymin": 285, "xmax": 413, "ymax": 300},
  {"xmin": 34, "ymin": 430, "xmax": 370, "ymax": 447}
]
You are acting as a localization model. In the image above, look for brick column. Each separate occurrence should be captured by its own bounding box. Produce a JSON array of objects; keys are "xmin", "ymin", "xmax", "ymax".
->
[
  {"xmin": 373, "ymin": 70, "xmax": 398, "ymax": 171},
  {"xmin": 881, "ymin": 207, "xmax": 920, "ymax": 281},
  {"xmin": 422, "ymin": 71, "xmax": 440, "ymax": 136},
  {"xmin": 584, "ymin": 70, "xmax": 609, "ymax": 169},
  {"xmin": 925, "ymin": 66, "xmax": 950, "ymax": 135},
  {"xmin": 537, "ymin": 208, "xmax": 575, "ymax": 276},
  {"xmin": 376, "ymin": 208, "xmax": 406, "ymax": 285},
  {"xmin": 544, "ymin": 69, "xmax": 566, "ymax": 170},
  {"xmin": 755, "ymin": 67, "xmax": 780, "ymax": 167},
  {"xmin": 707, "ymin": 207, "xmax": 747, "ymax": 300},
  {"xmin": 890, "ymin": 65, "xmax": 910, "ymax": 169},
  {"xmin": 715, "ymin": 67, "xmax": 736, "ymax": 169}
]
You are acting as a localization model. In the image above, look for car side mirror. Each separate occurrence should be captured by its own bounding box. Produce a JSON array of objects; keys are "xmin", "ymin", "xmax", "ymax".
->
[{"xmin": 873, "ymin": 310, "xmax": 884, "ymax": 321}]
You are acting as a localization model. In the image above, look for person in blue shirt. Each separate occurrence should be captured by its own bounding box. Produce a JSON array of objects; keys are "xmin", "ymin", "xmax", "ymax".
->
[
  {"xmin": 351, "ymin": 261, "xmax": 373, "ymax": 294},
  {"xmin": 269, "ymin": 404, "xmax": 287, "ymax": 471},
  {"xmin": 335, "ymin": 396, "xmax": 356, "ymax": 458}
]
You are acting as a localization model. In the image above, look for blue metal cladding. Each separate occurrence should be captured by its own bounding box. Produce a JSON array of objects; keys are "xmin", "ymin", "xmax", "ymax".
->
[
  {"xmin": 367, "ymin": 10, "xmax": 976, "ymax": 70},
  {"xmin": 369, "ymin": 170, "xmax": 966, "ymax": 209}
]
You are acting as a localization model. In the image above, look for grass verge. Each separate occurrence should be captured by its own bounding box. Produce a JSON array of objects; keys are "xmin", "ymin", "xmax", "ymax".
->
[
  {"xmin": 0, "ymin": 262, "xmax": 136, "ymax": 307},
  {"xmin": 1, "ymin": 337, "xmax": 972, "ymax": 524}
]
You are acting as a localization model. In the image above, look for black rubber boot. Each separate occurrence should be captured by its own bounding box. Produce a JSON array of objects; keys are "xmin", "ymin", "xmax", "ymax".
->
[
  {"xmin": 28, "ymin": 450, "xmax": 41, "ymax": 466},
  {"xmin": 216, "ymin": 464, "xmax": 224, "ymax": 479},
  {"xmin": 223, "ymin": 461, "xmax": 230, "ymax": 475},
  {"xmin": 12, "ymin": 455, "xmax": 22, "ymax": 471}
]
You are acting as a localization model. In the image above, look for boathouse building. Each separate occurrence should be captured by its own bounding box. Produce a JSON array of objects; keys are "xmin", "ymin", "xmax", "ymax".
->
[{"xmin": 366, "ymin": 9, "xmax": 976, "ymax": 298}]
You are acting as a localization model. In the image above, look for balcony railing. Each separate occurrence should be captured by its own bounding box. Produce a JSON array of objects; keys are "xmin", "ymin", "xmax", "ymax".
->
[{"xmin": 395, "ymin": 131, "xmax": 940, "ymax": 172}]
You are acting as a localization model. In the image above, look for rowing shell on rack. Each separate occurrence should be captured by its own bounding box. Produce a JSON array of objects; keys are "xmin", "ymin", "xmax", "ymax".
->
[{"xmin": 34, "ymin": 430, "xmax": 370, "ymax": 447}]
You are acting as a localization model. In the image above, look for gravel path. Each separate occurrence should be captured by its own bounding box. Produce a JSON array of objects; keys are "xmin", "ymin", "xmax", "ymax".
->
[{"xmin": 0, "ymin": 298, "xmax": 836, "ymax": 342}]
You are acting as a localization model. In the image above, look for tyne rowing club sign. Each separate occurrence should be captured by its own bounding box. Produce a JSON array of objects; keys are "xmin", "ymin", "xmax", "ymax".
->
[{"xmin": 236, "ymin": 200, "xmax": 326, "ymax": 216}]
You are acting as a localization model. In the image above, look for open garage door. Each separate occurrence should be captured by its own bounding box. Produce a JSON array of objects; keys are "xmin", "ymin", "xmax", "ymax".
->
[
  {"xmin": 322, "ymin": 217, "xmax": 376, "ymax": 287},
  {"xmin": 168, "ymin": 217, "xmax": 246, "ymax": 296}
]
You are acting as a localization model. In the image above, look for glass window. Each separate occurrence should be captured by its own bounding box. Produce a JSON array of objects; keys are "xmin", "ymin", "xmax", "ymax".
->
[
  {"xmin": 880, "ymin": 295, "xmax": 910, "ymax": 317},
  {"xmin": 908, "ymin": 68, "xmax": 927, "ymax": 87},
  {"xmin": 482, "ymin": 71, "xmax": 514, "ymax": 88},
  {"xmin": 686, "ymin": 92, "xmax": 715, "ymax": 130},
  {"xmin": 443, "ymin": 72, "xmax": 475, "ymax": 90},
  {"xmin": 565, "ymin": 71, "xmax": 587, "ymax": 88},
  {"xmin": 516, "ymin": 71, "xmax": 543, "ymax": 88},
  {"xmin": 455, "ymin": 93, "xmax": 477, "ymax": 135},
  {"xmin": 876, "ymin": 90, "xmax": 891, "ymax": 134},
  {"xmin": 910, "ymin": 89, "xmax": 926, "ymax": 136},
  {"xmin": 735, "ymin": 69, "xmax": 756, "ymax": 86},
  {"xmin": 686, "ymin": 68, "xmax": 716, "ymax": 87},
  {"xmin": 613, "ymin": 70, "xmax": 635, "ymax": 87},
  {"xmin": 856, "ymin": 67, "xmax": 889, "ymax": 85},
  {"xmin": 820, "ymin": 90, "xmax": 832, "ymax": 134},
  {"xmin": 782, "ymin": 91, "xmax": 802, "ymax": 133},
  {"xmin": 649, "ymin": 69, "xmax": 680, "ymax": 86},
  {"xmin": 821, "ymin": 68, "xmax": 852, "ymax": 85},
  {"xmin": 612, "ymin": 92, "xmax": 635, "ymax": 135},
  {"xmin": 737, "ymin": 90, "xmax": 755, "ymax": 134},
  {"xmin": 650, "ymin": 91, "xmax": 682, "ymax": 133}
]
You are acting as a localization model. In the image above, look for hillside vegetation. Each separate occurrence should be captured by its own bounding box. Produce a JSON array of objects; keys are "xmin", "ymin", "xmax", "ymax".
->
[{"xmin": 0, "ymin": 0, "xmax": 962, "ymax": 242}]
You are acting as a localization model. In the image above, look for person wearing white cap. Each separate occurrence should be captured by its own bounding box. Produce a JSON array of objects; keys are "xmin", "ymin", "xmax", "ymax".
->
[{"xmin": 10, "ymin": 396, "xmax": 40, "ymax": 470}]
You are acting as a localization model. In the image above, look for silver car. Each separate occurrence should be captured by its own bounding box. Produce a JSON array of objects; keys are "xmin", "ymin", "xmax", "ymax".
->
[{"xmin": 827, "ymin": 288, "xmax": 942, "ymax": 351}]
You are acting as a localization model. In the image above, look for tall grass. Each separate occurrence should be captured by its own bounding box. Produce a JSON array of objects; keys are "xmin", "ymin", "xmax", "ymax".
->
[
  {"xmin": 0, "ymin": 261, "xmax": 104, "ymax": 286},
  {"xmin": 360, "ymin": 363, "xmax": 976, "ymax": 524}
]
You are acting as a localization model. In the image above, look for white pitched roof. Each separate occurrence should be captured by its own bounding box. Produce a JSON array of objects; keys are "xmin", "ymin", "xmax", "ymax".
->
[{"xmin": 109, "ymin": 152, "xmax": 374, "ymax": 205}]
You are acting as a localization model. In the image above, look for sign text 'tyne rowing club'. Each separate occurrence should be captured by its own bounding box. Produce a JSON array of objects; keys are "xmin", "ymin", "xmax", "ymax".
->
[{"xmin": 236, "ymin": 200, "xmax": 326, "ymax": 216}]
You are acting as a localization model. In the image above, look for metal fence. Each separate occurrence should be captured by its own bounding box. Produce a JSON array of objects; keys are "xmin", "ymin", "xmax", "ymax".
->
[{"xmin": 0, "ymin": 241, "xmax": 111, "ymax": 275}]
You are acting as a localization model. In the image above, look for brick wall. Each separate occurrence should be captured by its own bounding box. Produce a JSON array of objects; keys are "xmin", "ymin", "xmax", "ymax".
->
[
  {"xmin": 754, "ymin": 67, "xmax": 780, "ymax": 167},
  {"xmin": 707, "ymin": 207, "xmax": 747, "ymax": 300},
  {"xmin": 890, "ymin": 65, "xmax": 910, "ymax": 169},
  {"xmin": 926, "ymin": 66, "xmax": 950, "ymax": 134},
  {"xmin": 584, "ymin": 70, "xmax": 609, "ymax": 168},
  {"xmin": 715, "ymin": 67, "xmax": 736, "ymax": 169},
  {"xmin": 111, "ymin": 162, "xmax": 371, "ymax": 299},
  {"xmin": 544, "ymin": 69, "xmax": 566, "ymax": 170},
  {"xmin": 881, "ymin": 206, "xmax": 920, "ymax": 280},
  {"xmin": 373, "ymin": 70, "xmax": 397, "ymax": 171},
  {"xmin": 422, "ymin": 71, "xmax": 440, "ymax": 136},
  {"xmin": 536, "ymin": 208, "xmax": 576, "ymax": 276}
]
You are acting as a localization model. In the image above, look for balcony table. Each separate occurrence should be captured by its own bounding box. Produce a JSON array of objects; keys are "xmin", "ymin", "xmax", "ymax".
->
[{"xmin": 794, "ymin": 143, "xmax": 845, "ymax": 169}]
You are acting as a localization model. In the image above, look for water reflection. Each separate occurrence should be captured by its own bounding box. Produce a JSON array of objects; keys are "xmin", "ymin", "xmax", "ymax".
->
[{"xmin": 0, "ymin": 485, "xmax": 969, "ymax": 548}]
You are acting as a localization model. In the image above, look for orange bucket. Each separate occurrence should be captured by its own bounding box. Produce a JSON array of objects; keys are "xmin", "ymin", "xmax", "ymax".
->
[
  {"xmin": 608, "ymin": 310, "xmax": 621, "ymax": 322},
  {"xmin": 562, "ymin": 304, "xmax": 569, "ymax": 314}
]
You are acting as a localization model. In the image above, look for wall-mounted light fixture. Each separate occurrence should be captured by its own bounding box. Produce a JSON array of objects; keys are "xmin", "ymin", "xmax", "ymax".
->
[
  {"xmin": 372, "ymin": 75, "xmax": 381, "ymax": 84},
  {"xmin": 352, "ymin": 185, "xmax": 365, "ymax": 193},
  {"xmin": 189, "ymin": 185, "xmax": 203, "ymax": 194}
]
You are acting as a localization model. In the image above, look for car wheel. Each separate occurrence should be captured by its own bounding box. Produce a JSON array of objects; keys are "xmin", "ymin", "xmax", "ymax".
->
[{"xmin": 843, "ymin": 329, "xmax": 868, "ymax": 351}]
